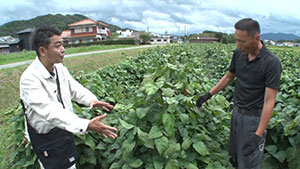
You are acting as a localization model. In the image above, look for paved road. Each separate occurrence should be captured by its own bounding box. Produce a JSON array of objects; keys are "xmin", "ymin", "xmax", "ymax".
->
[{"xmin": 0, "ymin": 45, "xmax": 155, "ymax": 70}]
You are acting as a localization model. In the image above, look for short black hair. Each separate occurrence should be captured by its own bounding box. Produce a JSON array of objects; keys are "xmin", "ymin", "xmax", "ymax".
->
[
  {"xmin": 32, "ymin": 25, "xmax": 62, "ymax": 57},
  {"xmin": 234, "ymin": 18, "xmax": 260, "ymax": 36}
]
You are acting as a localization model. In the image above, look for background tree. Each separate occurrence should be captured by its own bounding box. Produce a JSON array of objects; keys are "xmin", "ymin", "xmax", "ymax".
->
[
  {"xmin": 111, "ymin": 32, "xmax": 119, "ymax": 39},
  {"xmin": 139, "ymin": 33, "xmax": 152, "ymax": 44}
]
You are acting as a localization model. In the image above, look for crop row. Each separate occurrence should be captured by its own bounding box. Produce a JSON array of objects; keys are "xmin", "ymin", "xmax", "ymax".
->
[{"xmin": 8, "ymin": 44, "xmax": 300, "ymax": 169}]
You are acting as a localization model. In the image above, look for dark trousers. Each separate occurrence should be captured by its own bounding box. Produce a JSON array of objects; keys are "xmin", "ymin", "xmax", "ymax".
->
[
  {"xmin": 26, "ymin": 122, "xmax": 78, "ymax": 169},
  {"xmin": 228, "ymin": 106, "xmax": 266, "ymax": 169}
]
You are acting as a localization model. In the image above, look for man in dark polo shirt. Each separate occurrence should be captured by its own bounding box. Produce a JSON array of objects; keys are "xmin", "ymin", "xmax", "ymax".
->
[{"xmin": 196, "ymin": 18, "xmax": 281, "ymax": 168}]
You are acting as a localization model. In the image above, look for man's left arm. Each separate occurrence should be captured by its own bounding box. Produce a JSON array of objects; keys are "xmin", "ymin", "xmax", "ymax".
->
[
  {"xmin": 242, "ymin": 87, "xmax": 278, "ymax": 156},
  {"xmin": 62, "ymin": 66, "xmax": 113, "ymax": 111},
  {"xmin": 61, "ymin": 65, "xmax": 97, "ymax": 106},
  {"xmin": 255, "ymin": 87, "xmax": 278, "ymax": 137}
]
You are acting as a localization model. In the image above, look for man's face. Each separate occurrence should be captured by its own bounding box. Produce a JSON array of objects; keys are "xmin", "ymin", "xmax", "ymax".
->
[
  {"xmin": 41, "ymin": 35, "xmax": 65, "ymax": 64},
  {"xmin": 234, "ymin": 29, "xmax": 259, "ymax": 55}
]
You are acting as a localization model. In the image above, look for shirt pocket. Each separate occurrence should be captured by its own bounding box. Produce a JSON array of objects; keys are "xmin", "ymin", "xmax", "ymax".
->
[
  {"xmin": 248, "ymin": 62, "xmax": 265, "ymax": 85},
  {"xmin": 250, "ymin": 70, "xmax": 264, "ymax": 84}
]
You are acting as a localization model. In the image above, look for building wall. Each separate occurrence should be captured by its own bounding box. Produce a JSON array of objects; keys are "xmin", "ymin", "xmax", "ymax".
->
[
  {"xmin": 150, "ymin": 37, "xmax": 170, "ymax": 44},
  {"xmin": 0, "ymin": 47, "xmax": 10, "ymax": 54},
  {"xmin": 71, "ymin": 26, "xmax": 97, "ymax": 36},
  {"xmin": 9, "ymin": 44, "xmax": 21, "ymax": 53},
  {"xmin": 19, "ymin": 33, "xmax": 34, "ymax": 50}
]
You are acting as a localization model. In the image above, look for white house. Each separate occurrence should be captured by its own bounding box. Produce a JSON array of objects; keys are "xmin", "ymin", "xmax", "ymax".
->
[
  {"xmin": 282, "ymin": 42, "xmax": 295, "ymax": 47},
  {"xmin": 63, "ymin": 18, "xmax": 112, "ymax": 44},
  {"xmin": 150, "ymin": 32, "xmax": 170, "ymax": 44},
  {"xmin": 263, "ymin": 39, "xmax": 276, "ymax": 45},
  {"xmin": 116, "ymin": 30, "xmax": 133, "ymax": 38}
]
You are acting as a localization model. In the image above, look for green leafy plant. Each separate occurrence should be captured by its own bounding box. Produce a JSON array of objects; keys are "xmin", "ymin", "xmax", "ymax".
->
[{"xmin": 8, "ymin": 44, "xmax": 300, "ymax": 169}]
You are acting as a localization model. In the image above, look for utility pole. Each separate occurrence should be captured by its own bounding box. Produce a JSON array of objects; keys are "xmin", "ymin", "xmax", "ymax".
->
[
  {"xmin": 178, "ymin": 26, "xmax": 180, "ymax": 42},
  {"xmin": 165, "ymin": 30, "xmax": 168, "ymax": 44}
]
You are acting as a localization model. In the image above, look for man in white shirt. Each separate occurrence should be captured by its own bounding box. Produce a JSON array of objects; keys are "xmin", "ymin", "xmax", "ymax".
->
[{"xmin": 20, "ymin": 25, "xmax": 117, "ymax": 169}]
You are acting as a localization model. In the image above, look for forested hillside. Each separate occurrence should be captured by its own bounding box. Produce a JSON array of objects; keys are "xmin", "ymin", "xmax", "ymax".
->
[{"xmin": 0, "ymin": 14, "xmax": 121, "ymax": 37}]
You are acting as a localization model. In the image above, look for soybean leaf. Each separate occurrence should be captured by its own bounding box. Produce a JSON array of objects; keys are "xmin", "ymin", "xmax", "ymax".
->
[
  {"xmin": 162, "ymin": 113, "xmax": 175, "ymax": 136},
  {"xmin": 164, "ymin": 142, "xmax": 180, "ymax": 158},
  {"xmin": 265, "ymin": 145, "xmax": 277, "ymax": 155},
  {"xmin": 165, "ymin": 160, "xmax": 179, "ymax": 169},
  {"xmin": 273, "ymin": 150, "xmax": 286, "ymax": 163},
  {"xmin": 161, "ymin": 88, "xmax": 175, "ymax": 97},
  {"xmin": 153, "ymin": 156, "xmax": 164, "ymax": 169},
  {"xmin": 154, "ymin": 136, "xmax": 169, "ymax": 156},
  {"xmin": 109, "ymin": 162, "xmax": 123, "ymax": 169},
  {"xmin": 186, "ymin": 163, "xmax": 198, "ymax": 169},
  {"xmin": 127, "ymin": 158, "xmax": 143, "ymax": 168},
  {"xmin": 119, "ymin": 118, "xmax": 134, "ymax": 129},
  {"xmin": 182, "ymin": 137, "xmax": 193, "ymax": 150},
  {"xmin": 137, "ymin": 127, "xmax": 154, "ymax": 149},
  {"xmin": 85, "ymin": 134, "xmax": 96, "ymax": 151},
  {"xmin": 149, "ymin": 125, "xmax": 163, "ymax": 139},
  {"xmin": 136, "ymin": 107, "xmax": 149, "ymax": 119},
  {"xmin": 193, "ymin": 142, "xmax": 209, "ymax": 156}
]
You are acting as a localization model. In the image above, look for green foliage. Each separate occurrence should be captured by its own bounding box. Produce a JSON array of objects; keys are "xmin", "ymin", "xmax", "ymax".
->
[
  {"xmin": 7, "ymin": 43, "xmax": 300, "ymax": 168},
  {"xmin": 64, "ymin": 39, "xmax": 138, "ymax": 48},
  {"xmin": 262, "ymin": 49, "xmax": 300, "ymax": 169},
  {"xmin": 188, "ymin": 30, "xmax": 235, "ymax": 44},
  {"xmin": 139, "ymin": 33, "xmax": 152, "ymax": 44},
  {"xmin": 293, "ymin": 39, "xmax": 300, "ymax": 43},
  {"xmin": 0, "ymin": 14, "xmax": 87, "ymax": 37}
]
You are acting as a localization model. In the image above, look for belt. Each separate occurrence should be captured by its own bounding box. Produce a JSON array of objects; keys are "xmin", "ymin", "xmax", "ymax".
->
[{"xmin": 233, "ymin": 105, "xmax": 262, "ymax": 117}]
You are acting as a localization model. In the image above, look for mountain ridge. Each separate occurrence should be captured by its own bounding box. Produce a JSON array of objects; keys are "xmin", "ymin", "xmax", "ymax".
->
[
  {"xmin": 0, "ymin": 14, "xmax": 121, "ymax": 37},
  {"xmin": 261, "ymin": 33, "xmax": 300, "ymax": 41}
]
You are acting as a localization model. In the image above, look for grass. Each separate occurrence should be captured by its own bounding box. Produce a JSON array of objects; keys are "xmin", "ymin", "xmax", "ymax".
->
[
  {"xmin": 0, "ymin": 51, "xmax": 36, "ymax": 65},
  {"xmin": 268, "ymin": 45, "xmax": 300, "ymax": 52},
  {"xmin": 65, "ymin": 44, "xmax": 135, "ymax": 55},
  {"xmin": 0, "ymin": 45, "xmax": 153, "ymax": 169},
  {"xmin": 0, "ymin": 44, "xmax": 136, "ymax": 65}
]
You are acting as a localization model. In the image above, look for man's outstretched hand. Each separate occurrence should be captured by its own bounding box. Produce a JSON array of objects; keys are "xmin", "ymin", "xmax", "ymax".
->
[
  {"xmin": 89, "ymin": 100, "xmax": 114, "ymax": 112},
  {"xmin": 88, "ymin": 113, "xmax": 118, "ymax": 139},
  {"xmin": 196, "ymin": 92, "xmax": 212, "ymax": 108}
]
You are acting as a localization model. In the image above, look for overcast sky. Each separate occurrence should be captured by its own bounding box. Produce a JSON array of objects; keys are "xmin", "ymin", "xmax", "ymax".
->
[{"xmin": 1, "ymin": 0, "xmax": 300, "ymax": 36}]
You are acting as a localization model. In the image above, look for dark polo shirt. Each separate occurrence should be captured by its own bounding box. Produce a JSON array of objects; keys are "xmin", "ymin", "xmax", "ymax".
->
[{"xmin": 229, "ymin": 42, "xmax": 282, "ymax": 109}]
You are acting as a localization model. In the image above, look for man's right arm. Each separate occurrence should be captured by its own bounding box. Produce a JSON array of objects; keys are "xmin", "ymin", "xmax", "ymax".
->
[
  {"xmin": 209, "ymin": 71, "xmax": 236, "ymax": 95},
  {"xmin": 20, "ymin": 75, "xmax": 90, "ymax": 135},
  {"xmin": 196, "ymin": 71, "xmax": 235, "ymax": 108}
]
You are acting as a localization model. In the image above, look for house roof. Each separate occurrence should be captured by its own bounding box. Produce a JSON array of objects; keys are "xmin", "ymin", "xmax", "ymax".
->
[
  {"xmin": 17, "ymin": 28, "xmax": 34, "ymax": 34},
  {"xmin": 0, "ymin": 36, "xmax": 15, "ymax": 43},
  {"xmin": 61, "ymin": 30, "xmax": 71, "ymax": 38},
  {"xmin": 68, "ymin": 18, "xmax": 109, "ymax": 27},
  {"xmin": 8, "ymin": 39, "xmax": 21, "ymax": 44},
  {"xmin": 0, "ymin": 36, "xmax": 20, "ymax": 44}
]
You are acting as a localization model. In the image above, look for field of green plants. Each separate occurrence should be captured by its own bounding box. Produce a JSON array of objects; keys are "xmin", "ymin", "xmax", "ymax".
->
[{"xmin": 6, "ymin": 43, "xmax": 300, "ymax": 169}]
